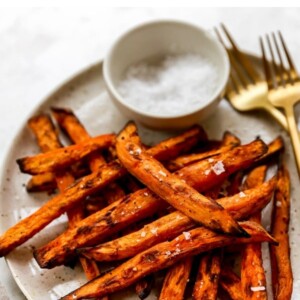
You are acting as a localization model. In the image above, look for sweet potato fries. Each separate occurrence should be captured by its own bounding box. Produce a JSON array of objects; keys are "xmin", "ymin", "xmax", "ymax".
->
[{"xmin": 0, "ymin": 107, "xmax": 294, "ymax": 300}]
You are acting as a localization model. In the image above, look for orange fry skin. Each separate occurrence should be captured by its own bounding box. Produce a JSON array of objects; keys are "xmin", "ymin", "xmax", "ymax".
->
[
  {"xmin": 167, "ymin": 131, "xmax": 240, "ymax": 171},
  {"xmin": 28, "ymin": 114, "xmax": 62, "ymax": 152},
  {"xmin": 51, "ymin": 107, "xmax": 96, "ymax": 143},
  {"xmin": 26, "ymin": 115, "xmax": 62, "ymax": 192},
  {"xmin": 26, "ymin": 172, "xmax": 57, "ymax": 192},
  {"xmin": 167, "ymin": 144, "xmax": 236, "ymax": 172},
  {"xmin": 61, "ymin": 221, "xmax": 276, "ymax": 300},
  {"xmin": 193, "ymin": 249, "xmax": 223, "ymax": 300},
  {"xmin": 159, "ymin": 257, "xmax": 193, "ymax": 300},
  {"xmin": 80, "ymin": 178, "xmax": 276, "ymax": 262},
  {"xmin": 145, "ymin": 124, "xmax": 208, "ymax": 161},
  {"xmin": 241, "ymin": 165, "xmax": 268, "ymax": 300},
  {"xmin": 116, "ymin": 122, "xmax": 251, "ymax": 236},
  {"xmin": 222, "ymin": 131, "xmax": 241, "ymax": 147},
  {"xmin": 258, "ymin": 136, "xmax": 284, "ymax": 162},
  {"xmin": 270, "ymin": 163, "xmax": 293, "ymax": 300},
  {"xmin": 175, "ymin": 140, "xmax": 268, "ymax": 193},
  {"xmin": 192, "ymin": 181, "xmax": 224, "ymax": 300},
  {"xmin": 17, "ymin": 133, "xmax": 116, "ymax": 175}
]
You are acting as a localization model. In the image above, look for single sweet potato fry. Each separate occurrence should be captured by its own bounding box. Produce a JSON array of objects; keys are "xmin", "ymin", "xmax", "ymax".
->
[
  {"xmin": 146, "ymin": 125, "xmax": 208, "ymax": 161},
  {"xmin": 175, "ymin": 140, "xmax": 268, "ymax": 193},
  {"xmin": 26, "ymin": 162, "xmax": 91, "ymax": 193},
  {"xmin": 193, "ymin": 249, "xmax": 223, "ymax": 300},
  {"xmin": 240, "ymin": 165, "xmax": 268, "ymax": 300},
  {"xmin": 116, "ymin": 122, "xmax": 249, "ymax": 236},
  {"xmin": 166, "ymin": 145, "xmax": 236, "ymax": 172},
  {"xmin": 28, "ymin": 114, "xmax": 62, "ymax": 151},
  {"xmin": 167, "ymin": 131, "xmax": 240, "ymax": 171},
  {"xmin": 17, "ymin": 133, "xmax": 116, "ymax": 175},
  {"xmin": 159, "ymin": 256, "xmax": 193, "ymax": 300},
  {"xmin": 61, "ymin": 221, "xmax": 276, "ymax": 300},
  {"xmin": 80, "ymin": 178, "xmax": 276, "ymax": 262},
  {"xmin": 269, "ymin": 163, "xmax": 293, "ymax": 300},
  {"xmin": 222, "ymin": 131, "xmax": 241, "ymax": 147},
  {"xmin": 192, "ymin": 183, "xmax": 224, "ymax": 300},
  {"xmin": 26, "ymin": 172, "xmax": 57, "ymax": 192},
  {"xmin": 243, "ymin": 165, "xmax": 267, "ymax": 190},
  {"xmin": 26, "ymin": 115, "xmax": 62, "ymax": 192},
  {"xmin": 51, "ymin": 107, "xmax": 96, "ymax": 142},
  {"xmin": 258, "ymin": 136, "xmax": 284, "ymax": 162}
]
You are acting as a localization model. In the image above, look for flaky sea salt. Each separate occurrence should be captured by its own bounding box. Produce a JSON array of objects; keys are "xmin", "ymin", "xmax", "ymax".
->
[
  {"xmin": 151, "ymin": 228, "xmax": 158, "ymax": 236},
  {"xmin": 141, "ymin": 231, "xmax": 146, "ymax": 237},
  {"xmin": 276, "ymin": 201, "xmax": 282, "ymax": 207},
  {"xmin": 129, "ymin": 148, "xmax": 142, "ymax": 156},
  {"xmin": 211, "ymin": 161, "xmax": 225, "ymax": 175},
  {"xmin": 204, "ymin": 169, "xmax": 210, "ymax": 176},
  {"xmin": 250, "ymin": 286, "xmax": 266, "ymax": 292},
  {"xmin": 158, "ymin": 170, "xmax": 167, "ymax": 177},
  {"xmin": 183, "ymin": 231, "xmax": 191, "ymax": 240},
  {"xmin": 118, "ymin": 54, "xmax": 219, "ymax": 116},
  {"xmin": 175, "ymin": 248, "xmax": 181, "ymax": 254},
  {"xmin": 239, "ymin": 191, "xmax": 246, "ymax": 198}
]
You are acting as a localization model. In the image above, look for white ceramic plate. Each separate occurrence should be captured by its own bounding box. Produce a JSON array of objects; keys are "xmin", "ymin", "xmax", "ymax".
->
[{"xmin": 1, "ymin": 57, "xmax": 300, "ymax": 300}]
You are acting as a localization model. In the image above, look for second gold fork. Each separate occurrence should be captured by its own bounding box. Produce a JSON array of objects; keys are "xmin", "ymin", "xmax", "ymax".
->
[{"xmin": 260, "ymin": 32, "xmax": 300, "ymax": 176}]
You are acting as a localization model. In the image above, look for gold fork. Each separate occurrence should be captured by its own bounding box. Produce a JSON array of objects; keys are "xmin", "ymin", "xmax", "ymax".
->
[
  {"xmin": 260, "ymin": 32, "xmax": 300, "ymax": 175},
  {"xmin": 215, "ymin": 24, "xmax": 288, "ymax": 131}
]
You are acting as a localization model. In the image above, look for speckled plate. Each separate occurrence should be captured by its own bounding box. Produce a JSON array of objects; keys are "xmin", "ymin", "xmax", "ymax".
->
[{"xmin": 0, "ymin": 55, "xmax": 299, "ymax": 300}]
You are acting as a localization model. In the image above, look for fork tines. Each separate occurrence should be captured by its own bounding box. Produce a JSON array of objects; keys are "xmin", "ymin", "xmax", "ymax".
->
[
  {"xmin": 260, "ymin": 32, "xmax": 299, "ymax": 89},
  {"xmin": 214, "ymin": 24, "xmax": 261, "ymax": 95}
]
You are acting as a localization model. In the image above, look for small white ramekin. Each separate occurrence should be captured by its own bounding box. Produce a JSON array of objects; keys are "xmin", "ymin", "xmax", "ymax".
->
[{"xmin": 103, "ymin": 20, "xmax": 230, "ymax": 130}]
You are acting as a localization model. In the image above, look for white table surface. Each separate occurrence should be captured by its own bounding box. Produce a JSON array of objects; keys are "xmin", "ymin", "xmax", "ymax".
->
[{"xmin": 1, "ymin": 7, "xmax": 300, "ymax": 299}]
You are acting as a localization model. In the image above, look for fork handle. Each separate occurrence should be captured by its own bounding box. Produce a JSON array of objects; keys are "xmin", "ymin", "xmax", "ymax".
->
[{"xmin": 285, "ymin": 105, "xmax": 300, "ymax": 177}]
